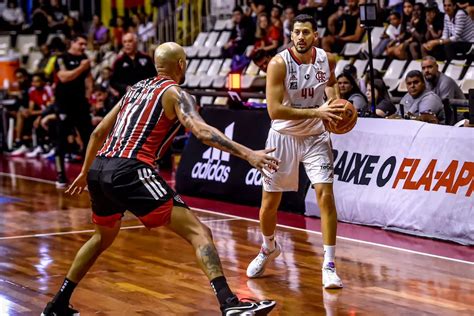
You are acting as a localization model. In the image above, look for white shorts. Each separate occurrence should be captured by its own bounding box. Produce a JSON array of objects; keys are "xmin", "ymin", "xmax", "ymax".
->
[{"xmin": 263, "ymin": 129, "xmax": 334, "ymax": 192}]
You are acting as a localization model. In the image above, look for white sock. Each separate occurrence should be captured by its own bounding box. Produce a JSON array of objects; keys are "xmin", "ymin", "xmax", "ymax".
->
[
  {"xmin": 323, "ymin": 245, "xmax": 335, "ymax": 267},
  {"xmin": 262, "ymin": 233, "xmax": 276, "ymax": 251}
]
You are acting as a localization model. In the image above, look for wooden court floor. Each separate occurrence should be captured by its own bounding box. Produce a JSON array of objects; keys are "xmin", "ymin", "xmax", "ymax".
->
[{"xmin": 0, "ymin": 175, "xmax": 473, "ymax": 316}]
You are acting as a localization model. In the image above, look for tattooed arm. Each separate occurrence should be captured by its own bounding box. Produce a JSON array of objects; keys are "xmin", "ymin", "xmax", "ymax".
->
[{"xmin": 162, "ymin": 86, "xmax": 279, "ymax": 173}]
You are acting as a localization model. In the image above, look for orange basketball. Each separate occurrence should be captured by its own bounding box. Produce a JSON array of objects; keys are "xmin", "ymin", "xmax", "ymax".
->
[{"xmin": 323, "ymin": 99, "xmax": 358, "ymax": 134}]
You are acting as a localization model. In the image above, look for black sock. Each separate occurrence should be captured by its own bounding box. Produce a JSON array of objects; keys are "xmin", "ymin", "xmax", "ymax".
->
[
  {"xmin": 210, "ymin": 276, "xmax": 236, "ymax": 307},
  {"xmin": 51, "ymin": 278, "xmax": 77, "ymax": 306}
]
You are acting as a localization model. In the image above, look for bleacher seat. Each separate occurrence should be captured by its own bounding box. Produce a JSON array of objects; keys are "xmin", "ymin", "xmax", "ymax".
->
[
  {"xmin": 200, "ymin": 96, "xmax": 214, "ymax": 107},
  {"xmin": 384, "ymin": 59, "xmax": 407, "ymax": 91},
  {"xmin": 443, "ymin": 60, "xmax": 465, "ymax": 81},
  {"xmin": 187, "ymin": 59, "xmax": 212, "ymax": 88},
  {"xmin": 184, "ymin": 32, "xmax": 208, "ymax": 58},
  {"xmin": 212, "ymin": 58, "xmax": 232, "ymax": 89},
  {"xmin": 182, "ymin": 59, "xmax": 200, "ymax": 87},
  {"xmin": 0, "ymin": 35, "xmax": 11, "ymax": 50},
  {"xmin": 335, "ymin": 59, "xmax": 351, "ymax": 76},
  {"xmin": 209, "ymin": 31, "xmax": 231, "ymax": 58},
  {"xmin": 16, "ymin": 34, "xmax": 37, "ymax": 56},
  {"xmin": 353, "ymin": 59, "xmax": 368, "ymax": 78},
  {"xmin": 214, "ymin": 96, "xmax": 228, "ymax": 105},
  {"xmin": 199, "ymin": 59, "xmax": 224, "ymax": 88},
  {"xmin": 198, "ymin": 31, "xmax": 220, "ymax": 58},
  {"xmin": 342, "ymin": 42, "xmax": 363, "ymax": 57}
]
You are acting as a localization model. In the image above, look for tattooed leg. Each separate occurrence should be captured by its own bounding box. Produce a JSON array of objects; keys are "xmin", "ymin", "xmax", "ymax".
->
[
  {"xmin": 197, "ymin": 244, "xmax": 225, "ymax": 280},
  {"xmin": 166, "ymin": 206, "xmax": 224, "ymax": 280}
]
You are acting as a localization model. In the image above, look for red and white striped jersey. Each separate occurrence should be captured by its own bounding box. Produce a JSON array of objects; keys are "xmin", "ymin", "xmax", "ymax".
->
[{"xmin": 97, "ymin": 76, "xmax": 180, "ymax": 166}]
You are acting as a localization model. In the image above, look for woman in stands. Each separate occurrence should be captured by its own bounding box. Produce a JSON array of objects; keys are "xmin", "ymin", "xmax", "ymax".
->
[
  {"xmin": 366, "ymin": 79, "xmax": 397, "ymax": 118},
  {"xmin": 337, "ymin": 72, "xmax": 368, "ymax": 114},
  {"xmin": 423, "ymin": 0, "xmax": 474, "ymax": 60},
  {"xmin": 252, "ymin": 13, "xmax": 281, "ymax": 56}
]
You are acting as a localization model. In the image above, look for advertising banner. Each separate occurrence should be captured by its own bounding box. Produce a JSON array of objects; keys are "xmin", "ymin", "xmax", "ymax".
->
[
  {"xmin": 305, "ymin": 118, "xmax": 474, "ymax": 245},
  {"xmin": 176, "ymin": 107, "xmax": 309, "ymax": 212}
]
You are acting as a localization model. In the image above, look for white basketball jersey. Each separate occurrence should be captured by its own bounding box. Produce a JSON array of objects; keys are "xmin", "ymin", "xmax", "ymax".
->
[{"xmin": 271, "ymin": 47, "xmax": 330, "ymax": 136}]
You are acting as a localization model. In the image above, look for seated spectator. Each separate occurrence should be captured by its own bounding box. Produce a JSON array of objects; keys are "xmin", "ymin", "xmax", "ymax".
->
[
  {"xmin": 421, "ymin": 3, "xmax": 444, "ymax": 58},
  {"xmin": 1, "ymin": 0, "xmax": 24, "ymax": 32},
  {"xmin": 34, "ymin": 44, "xmax": 51, "ymax": 76},
  {"xmin": 137, "ymin": 13, "xmax": 156, "ymax": 45},
  {"xmin": 63, "ymin": 15, "xmax": 83, "ymax": 40},
  {"xmin": 112, "ymin": 16, "xmax": 126, "ymax": 52},
  {"xmin": 373, "ymin": 11, "xmax": 402, "ymax": 58},
  {"xmin": 343, "ymin": 63, "xmax": 366, "ymax": 94},
  {"xmin": 95, "ymin": 66, "xmax": 113, "ymax": 90},
  {"xmin": 88, "ymin": 15, "xmax": 109, "ymax": 48},
  {"xmin": 406, "ymin": 3, "xmax": 427, "ymax": 60},
  {"xmin": 31, "ymin": 0, "xmax": 52, "ymax": 44},
  {"xmin": 90, "ymin": 85, "xmax": 115, "ymax": 127},
  {"xmin": 270, "ymin": 4, "xmax": 284, "ymax": 30},
  {"xmin": 423, "ymin": 0, "xmax": 474, "ymax": 60},
  {"xmin": 337, "ymin": 72, "xmax": 368, "ymax": 113},
  {"xmin": 253, "ymin": 13, "xmax": 281, "ymax": 55},
  {"xmin": 366, "ymin": 79, "xmax": 397, "ymax": 118},
  {"xmin": 422, "ymin": 55, "xmax": 465, "ymax": 100},
  {"xmin": 223, "ymin": 6, "xmax": 255, "ymax": 57},
  {"xmin": 298, "ymin": 0, "xmax": 338, "ymax": 28},
  {"xmin": 49, "ymin": 0, "xmax": 68, "ymax": 32},
  {"xmin": 399, "ymin": 70, "xmax": 445, "ymax": 123},
  {"xmin": 322, "ymin": 0, "xmax": 365, "ymax": 54},
  {"xmin": 282, "ymin": 6, "xmax": 296, "ymax": 46},
  {"xmin": 110, "ymin": 33, "xmax": 157, "ymax": 97},
  {"xmin": 458, "ymin": 0, "xmax": 474, "ymax": 20},
  {"xmin": 386, "ymin": 0, "xmax": 414, "ymax": 59}
]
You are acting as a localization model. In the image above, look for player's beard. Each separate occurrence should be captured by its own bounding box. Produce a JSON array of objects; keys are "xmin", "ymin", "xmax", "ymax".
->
[{"xmin": 295, "ymin": 43, "xmax": 312, "ymax": 54}]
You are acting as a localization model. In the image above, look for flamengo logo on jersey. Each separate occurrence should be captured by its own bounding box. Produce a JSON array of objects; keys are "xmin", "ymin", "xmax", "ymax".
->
[{"xmin": 191, "ymin": 123, "xmax": 234, "ymax": 183}]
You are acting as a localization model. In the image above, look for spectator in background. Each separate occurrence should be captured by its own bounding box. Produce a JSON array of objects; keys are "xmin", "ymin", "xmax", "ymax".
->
[
  {"xmin": 63, "ymin": 15, "xmax": 83, "ymax": 40},
  {"xmin": 282, "ymin": 6, "xmax": 296, "ymax": 46},
  {"xmin": 386, "ymin": 0, "xmax": 414, "ymax": 59},
  {"xmin": 424, "ymin": 0, "xmax": 474, "ymax": 60},
  {"xmin": 112, "ymin": 16, "xmax": 126, "ymax": 52},
  {"xmin": 270, "ymin": 4, "xmax": 284, "ymax": 30},
  {"xmin": 1, "ymin": 0, "xmax": 24, "ymax": 32},
  {"xmin": 373, "ymin": 11, "xmax": 402, "ymax": 58},
  {"xmin": 24, "ymin": 73, "xmax": 55, "ymax": 158},
  {"xmin": 89, "ymin": 15, "xmax": 110, "ymax": 49},
  {"xmin": 342, "ymin": 63, "xmax": 366, "ymax": 94},
  {"xmin": 223, "ymin": 6, "xmax": 256, "ymax": 57},
  {"xmin": 457, "ymin": 0, "xmax": 474, "ymax": 20},
  {"xmin": 49, "ymin": 0, "xmax": 68, "ymax": 32},
  {"xmin": 405, "ymin": 2, "xmax": 428, "ymax": 60},
  {"xmin": 298, "ymin": 0, "xmax": 338, "ymax": 28},
  {"xmin": 31, "ymin": 0, "xmax": 52, "ymax": 44},
  {"xmin": 138, "ymin": 13, "xmax": 156, "ymax": 44},
  {"xmin": 251, "ymin": 49, "xmax": 272, "ymax": 72},
  {"xmin": 110, "ymin": 33, "xmax": 157, "ymax": 97},
  {"xmin": 422, "ymin": 56, "xmax": 465, "ymax": 100},
  {"xmin": 54, "ymin": 34, "xmax": 94, "ymax": 187},
  {"xmin": 366, "ymin": 79, "xmax": 397, "ymax": 118},
  {"xmin": 399, "ymin": 70, "xmax": 445, "ymax": 123},
  {"xmin": 253, "ymin": 13, "xmax": 281, "ymax": 55},
  {"xmin": 322, "ymin": 0, "xmax": 365, "ymax": 54},
  {"xmin": 421, "ymin": 3, "xmax": 444, "ymax": 58},
  {"xmin": 43, "ymin": 36, "xmax": 67, "ymax": 81},
  {"xmin": 8, "ymin": 68, "xmax": 30, "ymax": 113},
  {"xmin": 89, "ymin": 85, "xmax": 115, "ymax": 127},
  {"xmin": 337, "ymin": 72, "xmax": 368, "ymax": 113},
  {"xmin": 95, "ymin": 66, "xmax": 113, "ymax": 91}
]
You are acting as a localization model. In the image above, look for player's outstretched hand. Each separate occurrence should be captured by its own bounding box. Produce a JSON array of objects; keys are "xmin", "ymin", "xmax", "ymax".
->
[
  {"xmin": 248, "ymin": 148, "xmax": 280, "ymax": 175},
  {"xmin": 316, "ymin": 99, "xmax": 345, "ymax": 126},
  {"xmin": 65, "ymin": 172, "xmax": 88, "ymax": 195}
]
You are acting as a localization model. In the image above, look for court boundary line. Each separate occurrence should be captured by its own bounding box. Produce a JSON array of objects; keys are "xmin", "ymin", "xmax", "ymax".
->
[
  {"xmin": 1, "ymin": 173, "xmax": 472, "ymax": 265},
  {"xmin": 0, "ymin": 218, "xmax": 240, "ymax": 241}
]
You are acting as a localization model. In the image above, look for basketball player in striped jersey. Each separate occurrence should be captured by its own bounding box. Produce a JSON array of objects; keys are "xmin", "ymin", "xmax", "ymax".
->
[
  {"xmin": 246, "ymin": 14, "xmax": 345, "ymax": 289},
  {"xmin": 42, "ymin": 42, "xmax": 277, "ymax": 316}
]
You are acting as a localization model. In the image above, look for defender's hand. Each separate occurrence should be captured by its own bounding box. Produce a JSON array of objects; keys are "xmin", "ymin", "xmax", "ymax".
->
[
  {"xmin": 65, "ymin": 172, "xmax": 88, "ymax": 195},
  {"xmin": 248, "ymin": 148, "xmax": 280, "ymax": 175}
]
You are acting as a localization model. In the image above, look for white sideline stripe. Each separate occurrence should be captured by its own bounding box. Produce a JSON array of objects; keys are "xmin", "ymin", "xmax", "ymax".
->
[
  {"xmin": 191, "ymin": 207, "xmax": 474, "ymax": 265},
  {"xmin": 0, "ymin": 218, "xmax": 240, "ymax": 240},
  {"xmin": 0, "ymin": 173, "xmax": 472, "ymax": 265}
]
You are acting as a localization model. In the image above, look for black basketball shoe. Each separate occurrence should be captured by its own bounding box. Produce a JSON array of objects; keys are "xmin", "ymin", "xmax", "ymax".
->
[
  {"xmin": 40, "ymin": 302, "xmax": 80, "ymax": 316},
  {"xmin": 221, "ymin": 296, "xmax": 276, "ymax": 315}
]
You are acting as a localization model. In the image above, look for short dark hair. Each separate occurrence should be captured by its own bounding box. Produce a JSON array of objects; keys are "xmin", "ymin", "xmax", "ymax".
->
[
  {"xmin": 291, "ymin": 14, "xmax": 317, "ymax": 32},
  {"xmin": 406, "ymin": 70, "xmax": 424, "ymax": 82},
  {"xmin": 71, "ymin": 34, "xmax": 87, "ymax": 42},
  {"xmin": 32, "ymin": 72, "xmax": 45, "ymax": 81},
  {"xmin": 232, "ymin": 6, "xmax": 243, "ymax": 14},
  {"xmin": 251, "ymin": 49, "xmax": 270, "ymax": 63},
  {"xmin": 389, "ymin": 11, "xmax": 401, "ymax": 19}
]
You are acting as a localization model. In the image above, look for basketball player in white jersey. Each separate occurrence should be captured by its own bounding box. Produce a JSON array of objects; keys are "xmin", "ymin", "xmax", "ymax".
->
[{"xmin": 247, "ymin": 14, "xmax": 345, "ymax": 289}]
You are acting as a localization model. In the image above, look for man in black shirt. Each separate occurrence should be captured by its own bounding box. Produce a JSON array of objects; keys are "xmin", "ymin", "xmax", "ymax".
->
[
  {"xmin": 110, "ymin": 33, "xmax": 157, "ymax": 97},
  {"xmin": 54, "ymin": 34, "xmax": 93, "ymax": 188}
]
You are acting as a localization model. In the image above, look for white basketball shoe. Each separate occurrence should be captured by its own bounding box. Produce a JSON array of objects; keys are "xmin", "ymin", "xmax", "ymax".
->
[
  {"xmin": 246, "ymin": 243, "xmax": 281, "ymax": 278},
  {"xmin": 322, "ymin": 262, "xmax": 343, "ymax": 289}
]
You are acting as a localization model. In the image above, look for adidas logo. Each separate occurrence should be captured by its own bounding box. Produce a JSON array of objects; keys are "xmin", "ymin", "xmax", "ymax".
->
[{"xmin": 191, "ymin": 123, "xmax": 234, "ymax": 183}]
